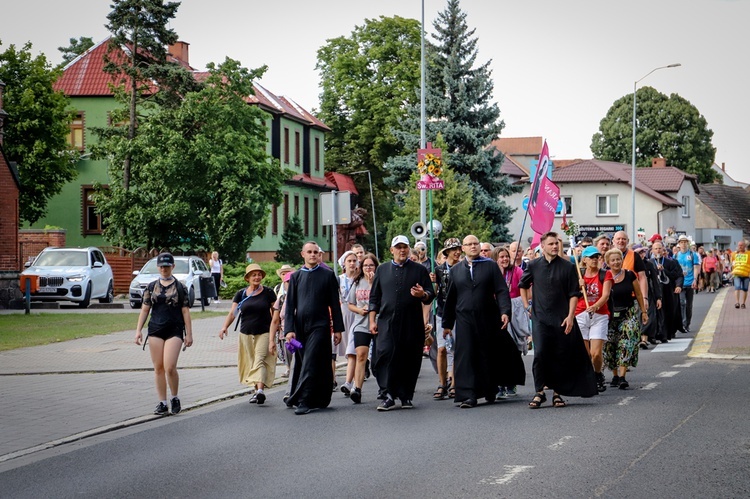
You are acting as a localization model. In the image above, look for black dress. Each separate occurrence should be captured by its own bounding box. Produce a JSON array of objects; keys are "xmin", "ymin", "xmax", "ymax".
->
[
  {"xmin": 283, "ymin": 266, "xmax": 344, "ymax": 409},
  {"xmin": 519, "ymin": 255, "xmax": 597, "ymax": 397},
  {"xmin": 368, "ymin": 260, "xmax": 434, "ymax": 401},
  {"xmin": 441, "ymin": 258, "xmax": 525, "ymax": 402}
]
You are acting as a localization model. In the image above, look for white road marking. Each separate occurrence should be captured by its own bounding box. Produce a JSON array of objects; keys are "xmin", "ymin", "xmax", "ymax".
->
[
  {"xmin": 618, "ymin": 396, "xmax": 636, "ymax": 406},
  {"xmin": 657, "ymin": 371, "xmax": 679, "ymax": 378},
  {"xmin": 591, "ymin": 413, "xmax": 605, "ymax": 423},
  {"xmin": 548, "ymin": 436, "xmax": 575, "ymax": 450},
  {"xmin": 480, "ymin": 465, "xmax": 534, "ymax": 485},
  {"xmin": 673, "ymin": 362, "xmax": 695, "ymax": 367},
  {"xmin": 641, "ymin": 382, "xmax": 660, "ymax": 390},
  {"xmin": 652, "ymin": 338, "xmax": 691, "ymax": 352}
]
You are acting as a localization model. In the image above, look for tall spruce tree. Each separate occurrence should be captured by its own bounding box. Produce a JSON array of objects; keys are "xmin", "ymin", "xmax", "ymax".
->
[
  {"xmin": 384, "ymin": 0, "xmax": 518, "ymax": 241},
  {"xmin": 275, "ymin": 216, "xmax": 305, "ymax": 265}
]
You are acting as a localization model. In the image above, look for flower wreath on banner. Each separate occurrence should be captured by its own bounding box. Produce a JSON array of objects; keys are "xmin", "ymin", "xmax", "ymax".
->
[
  {"xmin": 561, "ymin": 219, "xmax": 580, "ymax": 239},
  {"xmin": 417, "ymin": 153, "xmax": 443, "ymax": 178}
]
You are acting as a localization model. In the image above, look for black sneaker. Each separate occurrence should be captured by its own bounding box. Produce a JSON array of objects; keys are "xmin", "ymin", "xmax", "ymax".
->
[
  {"xmin": 283, "ymin": 394, "xmax": 290, "ymax": 405},
  {"xmin": 154, "ymin": 402, "xmax": 169, "ymax": 416},
  {"xmin": 377, "ymin": 398, "xmax": 396, "ymax": 411},
  {"xmin": 350, "ymin": 388, "xmax": 362, "ymax": 404},
  {"xmin": 610, "ymin": 375, "xmax": 621, "ymax": 388},
  {"xmin": 248, "ymin": 393, "xmax": 259, "ymax": 403},
  {"xmin": 340, "ymin": 383, "xmax": 351, "ymax": 397},
  {"xmin": 596, "ymin": 372, "xmax": 607, "ymax": 393},
  {"xmin": 169, "ymin": 397, "xmax": 181, "ymax": 415},
  {"xmin": 295, "ymin": 404, "xmax": 312, "ymax": 415},
  {"xmin": 255, "ymin": 392, "xmax": 266, "ymax": 405},
  {"xmin": 619, "ymin": 378, "xmax": 630, "ymax": 390},
  {"xmin": 401, "ymin": 399, "xmax": 414, "ymax": 409},
  {"xmin": 459, "ymin": 399, "xmax": 477, "ymax": 408}
]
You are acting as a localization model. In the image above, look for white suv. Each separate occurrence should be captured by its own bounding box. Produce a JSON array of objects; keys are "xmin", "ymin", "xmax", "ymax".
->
[{"xmin": 21, "ymin": 247, "xmax": 115, "ymax": 308}]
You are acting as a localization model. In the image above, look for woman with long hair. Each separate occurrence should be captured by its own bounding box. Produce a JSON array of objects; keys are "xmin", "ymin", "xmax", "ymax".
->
[{"xmin": 346, "ymin": 253, "xmax": 380, "ymax": 403}]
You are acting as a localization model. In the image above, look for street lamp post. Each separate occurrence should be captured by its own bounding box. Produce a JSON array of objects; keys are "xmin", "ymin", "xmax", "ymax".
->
[
  {"xmin": 350, "ymin": 170, "xmax": 379, "ymax": 260},
  {"xmin": 631, "ymin": 63, "xmax": 681, "ymax": 242}
]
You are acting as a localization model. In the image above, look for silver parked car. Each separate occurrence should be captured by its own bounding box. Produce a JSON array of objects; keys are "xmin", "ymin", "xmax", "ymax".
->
[
  {"xmin": 129, "ymin": 255, "xmax": 212, "ymax": 309},
  {"xmin": 21, "ymin": 247, "xmax": 115, "ymax": 308}
]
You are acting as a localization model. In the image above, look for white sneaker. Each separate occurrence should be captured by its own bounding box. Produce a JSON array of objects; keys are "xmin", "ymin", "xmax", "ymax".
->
[{"xmin": 215, "ymin": 299, "xmax": 221, "ymax": 303}]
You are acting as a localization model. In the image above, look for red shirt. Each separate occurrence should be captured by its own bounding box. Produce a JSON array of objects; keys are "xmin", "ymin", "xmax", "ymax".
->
[{"xmin": 575, "ymin": 270, "xmax": 613, "ymax": 316}]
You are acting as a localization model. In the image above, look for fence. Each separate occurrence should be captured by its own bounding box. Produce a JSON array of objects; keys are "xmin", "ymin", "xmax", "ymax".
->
[{"xmin": 100, "ymin": 247, "xmax": 152, "ymax": 295}]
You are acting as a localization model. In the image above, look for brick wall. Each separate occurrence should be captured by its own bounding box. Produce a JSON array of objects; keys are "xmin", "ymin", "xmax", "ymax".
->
[
  {"xmin": 0, "ymin": 153, "xmax": 19, "ymax": 271},
  {"xmin": 18, "ymin": 229, "xmax": 67, "ymax": 266}
]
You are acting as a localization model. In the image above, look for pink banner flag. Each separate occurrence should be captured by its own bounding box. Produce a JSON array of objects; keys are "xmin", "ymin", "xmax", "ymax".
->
[
  {"xmin": 530, "ymin": 231, "xmax": 542, "ymax": 249},
  {"xmin": 528, "ymin": 141, "xmax": 560, "ymax": 235}
]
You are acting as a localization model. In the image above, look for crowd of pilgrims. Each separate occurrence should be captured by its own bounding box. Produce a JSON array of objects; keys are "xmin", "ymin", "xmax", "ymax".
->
[{"xmin": 222, "ymin": 229, "xmax": 709, "ymax": 415}]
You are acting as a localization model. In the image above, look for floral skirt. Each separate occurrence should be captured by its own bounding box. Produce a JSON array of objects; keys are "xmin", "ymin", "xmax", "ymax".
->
[{"xmin": 603, "ymin": 306, "xmax": 640, "ymax": 370}]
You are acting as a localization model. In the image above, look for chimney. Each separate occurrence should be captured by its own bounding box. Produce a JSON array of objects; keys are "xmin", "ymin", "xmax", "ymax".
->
[
  {"xmin": 168, "ymin": 41, "xmax": 190, "ymax": 66},
  {"xmin": 721, "ymin": 162, "xmax": 726, "ymax": 172},
  {"xmin": 651, "ymin": 157, "xmax": 667, "ymax": 168},
  {"xmin": 0, "ymin": 80, "xmax": 7, "ymax": 146}
]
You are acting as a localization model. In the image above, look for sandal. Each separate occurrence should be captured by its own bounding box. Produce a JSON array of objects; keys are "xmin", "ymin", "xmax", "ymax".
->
[
  {"xmin": 735, "ymin": 303, "xmax": 740, "ymax": 309},
  {"xmin": 528, "ymin": 392, "xmax": 547, "ymax": 409},
  {"xmin": 742, "ymin": 304, "xmax": 746, "ymax": 309},
  {"xmin": 448, "ymin": 386, "xmax": 455, "ymax": 399},
  {"xmin": 433, "ymin": 385, "xmax": 447, "ymax": 400},
  {"xmin": 552, "ymin": 394, "xmax": 566, "ymax": 408}
]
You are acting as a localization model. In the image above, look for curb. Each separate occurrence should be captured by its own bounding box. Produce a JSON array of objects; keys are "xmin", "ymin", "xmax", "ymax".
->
[{"xmin": 688, "ymin": 287, "xmax": 750, "ymax": 361}]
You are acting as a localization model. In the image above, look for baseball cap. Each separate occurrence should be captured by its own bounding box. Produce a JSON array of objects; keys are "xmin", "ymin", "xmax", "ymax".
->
[
  {"xmin": 632, "ymin": 244, "xmax": 647, "ymax": 253},
  {"xmin": 156, "ymin": 252, "xmax": 175, "ymax": 267},
  {"xmin": 414, "ymin": 241, "xmax": 427, "ymax": 250},
  {"xmin": 391, "ymin": 235, "xmax": 410, "ymax": 247},
  {"xmin": 581, "ymin": 246, "xmax": 600, "ymax": 259}
]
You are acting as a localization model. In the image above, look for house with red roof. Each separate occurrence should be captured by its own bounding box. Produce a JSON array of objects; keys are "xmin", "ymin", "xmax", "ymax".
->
[
  {"xmin": 497, "ymin": 148, "xmax": 699, "ymax": 244},
  {"xmin": 38, "ymin": 37, "xmax": 353, "ymax": 260}
]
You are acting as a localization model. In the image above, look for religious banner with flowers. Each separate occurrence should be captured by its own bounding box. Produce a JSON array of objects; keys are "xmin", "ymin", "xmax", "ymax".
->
[{"xmin": 416, "ymin": 142, "xmax": 445, "ymax": 190}]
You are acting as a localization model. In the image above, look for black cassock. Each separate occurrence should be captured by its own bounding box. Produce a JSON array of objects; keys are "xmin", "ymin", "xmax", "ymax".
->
[
  {"xmin": 519, "ymin": 255, "xmax": 597, "ymax": 397},
  {"xmin": 284, "ymin": 266, "xmax": 344, "ymax": 409},
  {"xmin": 368, "ymin": 260, "xmax": 434, "ymax": 401},
  {"xmin": 441, "ymin": 258, "xmax": 526, "ymax": 402},
  {"xmin": 652, "ymin": 256, "xmax": 684, "ymax": 340}
]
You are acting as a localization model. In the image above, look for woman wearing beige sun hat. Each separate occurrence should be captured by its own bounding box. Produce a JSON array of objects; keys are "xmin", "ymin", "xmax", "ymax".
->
[{"xmin": 218, "ymin": 263, "xmax": 278, "ymax": 404}]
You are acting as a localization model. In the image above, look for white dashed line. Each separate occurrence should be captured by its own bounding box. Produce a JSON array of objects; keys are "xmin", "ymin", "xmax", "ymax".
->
[
  {"xmin": 641, "ymin": 382, "xmax": 660, "ymax": 390},
  {"xmin": 673, "ymin": 362, "xmax": 695, "ymax": 367},
  {"xmin": 480, "ymin": 465, "xmax": 534, "ymax": 485},
  {"xmin": 618, "ymin": 396, "xmax": 636, "ymax": 406},
  {"xmin": 657, "ymin": 371, "xmax": 679, "ymax": 378},
  {"xmin": 548, "ymin": 436, "xmax": 575, "ymax": 450}
]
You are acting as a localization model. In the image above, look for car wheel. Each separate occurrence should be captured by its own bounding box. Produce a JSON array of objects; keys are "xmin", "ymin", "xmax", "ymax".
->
[
  {"xmin": 130, "ymin": 300, "xmax": 142, "ymax": 309},
  {"xmin": 78, "ymin": 283, "xmax": 92, "ymax": 308},
  {"xmin": 188, "ymin": 287, "xmax": 195, "ymax": 308},
  {"xmin": 98, "ymin": 281, "xmax": 114, "ymax": 304}
]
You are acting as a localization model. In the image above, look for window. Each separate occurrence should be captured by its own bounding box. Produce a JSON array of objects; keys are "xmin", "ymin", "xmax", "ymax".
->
[
  {"xmin": 284, "ymin": 127, "xmax": 290, "ymax": 164},
  {"xmin": 556, "ymin": 195, "xmax": 573, "ymax": 217},
  {"xmin": 313, "ymin": 198, "xmax": 319, "ymax": 236},
  {"xmin": 68, "ymin": 112, "xmax": 84, "ymax": 151},
  {"xmin": 596, "ymin": 195, "xmax": 618, "ymax": 216},
  {"xmin": 681, "ymin": 196, "xmax": 690, "ymax": 217},
  {"xmin": 295, "ymin": 131, "xmax": 301, "ymax": 166},
  {"xmin": 81, "ymin": 185, "xmax": 105, "ymax": 235},
  {"xmin": 272, "ymin": 204, "xmax": 278, "ymax": 235},
  {"xmin": 283, "ymin": 193, "xmax": 289, "ymax": 230},
  {"xmin": 314, "ymin": 138, "xmax": 320, "ymax": 172},
  {"xmin": 294, "ymin": 195, "xmax": 300, "ymax": 216},
  {"xmin": 304, "ymin": 196, "xmax": 309, "ymax": 236}
]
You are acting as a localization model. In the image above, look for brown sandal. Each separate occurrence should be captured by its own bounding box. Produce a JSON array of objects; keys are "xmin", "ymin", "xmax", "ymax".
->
[
  {"xmin": 529, "ymin": 392, "xmax": 547, "ymax": 409},
  {"xmin": 433, "ymin": 386, "xmax": 447, "ymax": 400},
  {"xmin": 552, "ymin": 394, "xmax": 566, "ymax": 408}
]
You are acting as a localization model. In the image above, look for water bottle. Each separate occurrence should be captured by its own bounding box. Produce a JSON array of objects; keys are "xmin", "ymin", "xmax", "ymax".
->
[{"xmin": 445, "ymin": 333, "xmax": 454, "ymax": 353}]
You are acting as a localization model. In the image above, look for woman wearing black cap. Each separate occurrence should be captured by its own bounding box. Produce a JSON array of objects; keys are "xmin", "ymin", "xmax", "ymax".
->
[{"xmin": 135, "ymin": 252, "xmax": 193, "ymax": 415}]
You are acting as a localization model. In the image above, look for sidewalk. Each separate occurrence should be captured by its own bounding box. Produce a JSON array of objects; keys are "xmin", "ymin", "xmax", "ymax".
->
[
  {"xmin": 689, "ymin": 286, "xmax": 750, "ymax": 360},
  {"xmin": 1, "ymin": 290, "xmax": 746, "ymax": 463}
]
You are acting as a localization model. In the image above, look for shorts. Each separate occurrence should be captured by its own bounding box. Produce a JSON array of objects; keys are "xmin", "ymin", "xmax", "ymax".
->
[
  {"xmin": 353, "ymin": 331, "xmax": 373, "ymax": 348},
  {"xmin": 435, "ymin": 316, "xmax": 456, "ymax": 349},
  {"xmin": 148, "ymin": 324, "xmax": 184, "ymax": 342},
  {"xmin": 734, "ymin": 276, "xmax": 750, "ymax": 292},
  {"xmin": 575, "ymin": 311, "xmax": 608, "ymax": 341}
]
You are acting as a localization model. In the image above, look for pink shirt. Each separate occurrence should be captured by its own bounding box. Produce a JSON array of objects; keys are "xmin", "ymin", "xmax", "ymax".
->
[{"xmin": 503, "ymin": 266, "xmax": 524, "ymax": 298}]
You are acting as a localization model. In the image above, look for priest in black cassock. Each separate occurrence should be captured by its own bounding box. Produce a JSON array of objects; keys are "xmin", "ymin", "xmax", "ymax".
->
[
  {"xmin": 441, "ymin": 235, "xmax": 526, "ymax": 408},
  {"xmin": 368, "ymin": 235, "xmax": 434, "ymax": 411},
  {"xmin": 519, "ymin": 232, "xmax": 598, "ymax": 409},
  {"xmin": 284, "ymin": 242, "xmax": 344, "ymax": 415}
]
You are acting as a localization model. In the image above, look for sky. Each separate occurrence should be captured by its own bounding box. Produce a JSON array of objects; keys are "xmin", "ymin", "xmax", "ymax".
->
[{"xmin": 3, "ymin": 0, "xmax": 748, "ymax": 183}]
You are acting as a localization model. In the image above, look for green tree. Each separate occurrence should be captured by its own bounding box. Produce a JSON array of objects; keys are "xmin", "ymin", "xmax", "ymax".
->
[
  {"xmin": 0, "ymin": 41, "xmax": 77, "ymax": 224},
  {"xmin": 92, "ymin": 59, "xmax": 286, "ymax": 260},
  {"xmin": 316, "ymin": 15, "xmax": 422, "ymax": 255},
  {"xmin": 275, "ymin": 216, "xmax": 305, "ymax": 265},
  {"xmin": 387, "ymin": 135, "xmax": 492, "ymax": 248},
  {"xmin": 103, "ymin": 0, "xmax": 198, "ymax": 192},
  {"xmin": 58, "ymin": 36, "xmax": 95, "ymax": 66},
  {"xmin": 384, "ymin": 0, "xmax": 518, "ymax": 241},
  {"xmin": 591, "ymin": 86, "xmax": 718, "ymax": 183}
]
